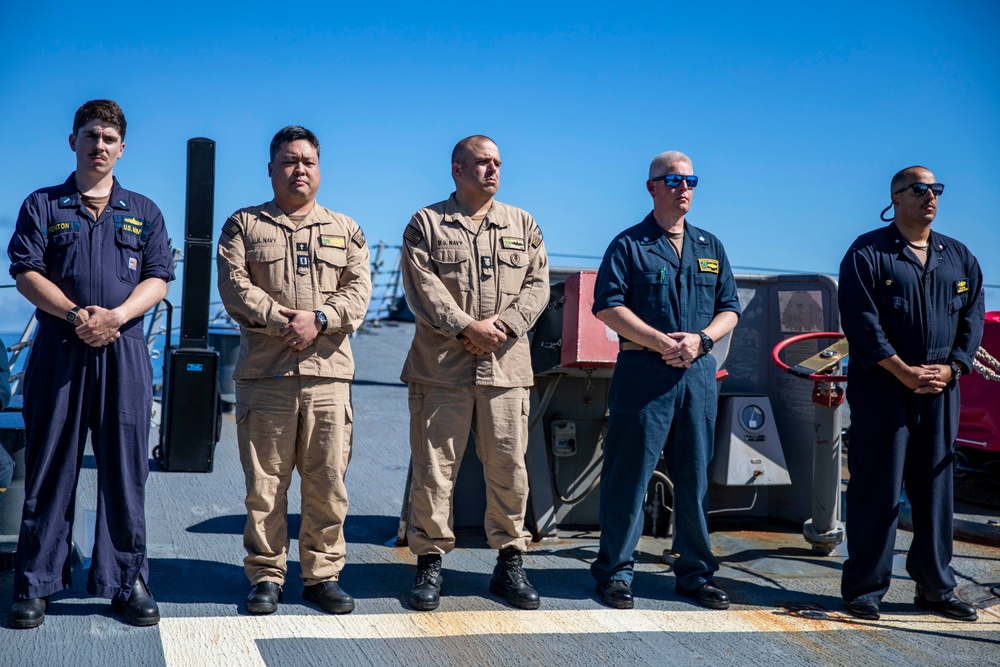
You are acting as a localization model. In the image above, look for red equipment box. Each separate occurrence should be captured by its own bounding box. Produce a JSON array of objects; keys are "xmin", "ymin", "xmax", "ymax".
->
[
  {"xmin": 560, "ymin": 271, "xmax": 619, "ymax": 368},
  {"xmin": 958, "ymin": 311, "xmax": 1000, "ymax": 455}
]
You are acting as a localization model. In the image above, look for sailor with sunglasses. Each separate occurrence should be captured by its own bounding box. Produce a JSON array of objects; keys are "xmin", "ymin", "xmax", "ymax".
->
[
  {"xmin": 591, "ymin": 151, "xmax": 740, "ymax": 610},
  {"xmin": 838, "ymin": 166, "xmax": 985, "ymax": 622}
]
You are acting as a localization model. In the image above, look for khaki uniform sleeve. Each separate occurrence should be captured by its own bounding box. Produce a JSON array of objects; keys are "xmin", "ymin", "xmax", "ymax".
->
[
  {"xmin": 401, "ymin": 215, "xmax": 475, "ymax": 338},
  {"xmin": 497, "ymin": 217, "xmax": 549, "ymax": 337},
  {"xmin": 319, "ymin": 220, "xmax": 372, "ymax": 334},
  {"xmin": 217, "ymin": 212, "xmax": 289, "ymax": 335}
]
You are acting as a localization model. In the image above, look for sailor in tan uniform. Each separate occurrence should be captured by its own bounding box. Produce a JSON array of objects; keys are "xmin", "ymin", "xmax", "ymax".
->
[
  {"xmin": 218, "ymin": 126, "xmax": 371, "ymax": 615},
  {"xmin": 400, "ymin": 135, "xmax": 549, "ymax": 611}
]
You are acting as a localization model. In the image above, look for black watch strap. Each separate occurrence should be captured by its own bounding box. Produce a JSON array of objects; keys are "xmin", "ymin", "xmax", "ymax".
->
[
  {"xmin": 698, "ymin": 331, "xmax": 714, "ymax": 355},
  {"xmin": 314, "ymin": 310, "xmax": 328, "ymax": 332},
  {"xmin": 948, "ymin": 361, "xmax": 963, "ymax": 380},
  {"xmin": 67, "ymin": 306, "xmax": 81, "ymax": 324}
]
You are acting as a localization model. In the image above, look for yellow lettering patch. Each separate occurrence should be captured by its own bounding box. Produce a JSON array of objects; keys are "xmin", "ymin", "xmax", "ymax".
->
[
  {"xmin": 698, "ymin": 258, "xmax": 719, "ymax": 274},
  {"xmin": 955, "ymin": 279, "xmax": 968, "ymax": 294},
  {"xmin": 321, "ymin": 235, "xmax": 346, "ymax": 249},
  {"xmin": 123, "ymin": 224, "xmax": 143, "ymax": 235},
  {"xmin": 47, "ymin": 222, "xmax": 73, "ymax": 234}
]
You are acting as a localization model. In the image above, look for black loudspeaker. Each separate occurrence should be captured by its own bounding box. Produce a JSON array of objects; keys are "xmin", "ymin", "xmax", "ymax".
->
[
  {"xmin": 180, "ymin": 138, "xmax": 216, "ymax": 348},
  {"xmin": 184, "ymin": 139, "xmax": 216, "ymax": 241},
  {"xmin": 180, "ymin": 242, "xmax": 213, "ymax": 348},
  {"xmin": 155, "ymin": 348, "xmax": 220, "ymax": 472}
]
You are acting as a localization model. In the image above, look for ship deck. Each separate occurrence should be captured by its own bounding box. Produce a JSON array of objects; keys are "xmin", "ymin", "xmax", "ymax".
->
[{"xmin": 1, "ymin": 321, "xmax": 998, "ymax": 666}]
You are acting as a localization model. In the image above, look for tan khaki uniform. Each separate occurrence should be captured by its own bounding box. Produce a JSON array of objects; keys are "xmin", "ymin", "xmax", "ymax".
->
[
  {"xmin": 400, "ymin": 195, "xmax": 548, "ymax": 554},
  {"xmin": 217, "ymin": 200, "xmax": 371, "ymax": 586}
]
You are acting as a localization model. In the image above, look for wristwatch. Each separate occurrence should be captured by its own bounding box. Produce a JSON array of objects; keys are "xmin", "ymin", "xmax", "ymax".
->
[
  {"xmin": 698, "ymin": 331, "xmax": 714, "ymax": 355},
  {"xmin": 314, "ymin": 310, "xmax": 328, "ymax": 332},
  {"xmin": 66, "ymin": 306, "xmax": 81, "ymax": 324},
  {"xmin": 948, "ymin": 361, "xmax": 963, "ymax": 381}
]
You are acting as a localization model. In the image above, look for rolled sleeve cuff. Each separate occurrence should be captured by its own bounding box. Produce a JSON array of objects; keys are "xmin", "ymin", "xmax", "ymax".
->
[
  {"xmin": 858, "ymin": 342, "xmax": 896, "ymax": 369},
  {"xmin": 949, "ymin": 351, "xmax": 974, "ymax": 373}
]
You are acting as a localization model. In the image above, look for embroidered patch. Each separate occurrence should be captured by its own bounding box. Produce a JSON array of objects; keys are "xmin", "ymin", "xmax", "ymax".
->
[
  {"xmin": 46, "ymin": 221, "xmax": 79, "ymax": 235},
  {"xmin": 128, "ymin": 258, "xmax": 137, "ymax": 271},
  {"xmin": 955, "ymin": 279, "xmax": 969, "ymax": 295},
  {"xmin": 501, "ymin": 237, "xmax": 526, "ymax": 251},
  {"xmin": 352, "ymin": 228, "xmax": 366, "ymax": 248},
  {"xmin": 321, "ymin": 235, "xmax": 346, "ymax": 249},
  {"xmin": 530, "ymin": 227, "xmax": 543, "ymax": 249},
  {"xmin": 114, "ymin": 215, "xmax": 151, "ymax": 240},
  {"xmin": 222, "ymin": 219, "xmax": 241, "ymax": 239},
  {"xmin": 121, "ymin": 217, "xmax": 144, "ymax": 235},
  {"xmin": 698, "ymin": 258, "xmax": 719, "ymax": 274},
  {"xmin": 404, "ymin": 224, "xmax": 423, "ymax": 246}
]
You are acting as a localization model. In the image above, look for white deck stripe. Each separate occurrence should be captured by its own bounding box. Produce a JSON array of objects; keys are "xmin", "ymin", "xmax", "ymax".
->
[{"xmin": 159, "ymin": 608, "xmax": 999, "ymax": 667}]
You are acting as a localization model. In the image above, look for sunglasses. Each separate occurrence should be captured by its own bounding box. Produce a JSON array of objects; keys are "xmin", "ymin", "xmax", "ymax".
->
[
  {"xmin": 894, "ymin": 182, "xmax": 944, "ymax": 197},
  {"xmin": 651, "ymin": 174, "xmax": 699, "ymax": 188}
]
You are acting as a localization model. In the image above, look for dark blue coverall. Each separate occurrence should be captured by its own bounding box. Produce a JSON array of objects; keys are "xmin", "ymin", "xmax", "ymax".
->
[
  {"xmin": 0, "ymin": 338, "xmax": 12, "ymax": 491},
  {"xmin": 591, "ymin": 214, "xmax": 740, "ymax": 592},
  {"xmin": 6, "ymin": 174, "xmax": 174, "ymax": 602},
  {"xmin": 839, "ymin": 223, "xmax": 984, "ymax": 605}
]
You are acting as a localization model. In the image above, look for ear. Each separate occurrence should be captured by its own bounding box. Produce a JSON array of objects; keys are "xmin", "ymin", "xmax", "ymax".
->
[
  {"xmin": 69, "ymin": 133, "xmax": 77, "ymax": 152},
  {"xmin": 452, "ymin": 162, "xmax": 462, "ymax": 181},
  {"xmin": 117, "ymin": 141, "xmax": 125, "ymax": 159},
  {"xmin": 646, "ymin": 179, "xmax": 655, "ymax": 196},
  {"xmin": 267, "ymin": 162, "xmax": 273, "ymax": 178}
]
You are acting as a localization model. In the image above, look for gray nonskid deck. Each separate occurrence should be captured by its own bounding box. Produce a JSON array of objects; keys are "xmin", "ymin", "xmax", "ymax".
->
[{"xmin": 1, "ymin": 321, "xmax": 997, "ymax": 666}]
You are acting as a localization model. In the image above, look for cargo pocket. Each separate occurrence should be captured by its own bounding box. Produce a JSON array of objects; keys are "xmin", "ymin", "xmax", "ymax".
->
[
  {"xmin": 431, "ymin": 248, "xmax": 471, "ymax": 295},
  {"xmin": 115, "ymin": 229, "xmax": 145, "ymax": 285},
  {"xmin": 315, "ymin": 246, "xmax": 348, "ymax": 293},
  {"xmin": 46, "ymin": 232, "xmax": 80, "ymax": 282},
  {"xmin": 246, "ymin": 245, "xmax": 286, "ymax": 293},
  {"xmin": 694, "ymin": 272, "xmax": 717, "ymax": 320},
  {"xmin": 498, "ymin": 250, "xmax": 528, "ymax": 295}
]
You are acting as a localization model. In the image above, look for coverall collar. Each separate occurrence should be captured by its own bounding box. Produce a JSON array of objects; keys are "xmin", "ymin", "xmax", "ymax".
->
[
  {"xmin": 259, "ymin": 199, "xmax": 326, "ymax": 231},
  {"xmin": 636, "ymin": 212, "xmax": 710, "ymax": 269},
  {"xmin": 887, "ymin": 222, "xmax": 945, "ymax": 272},
  {"xmin": 442, "ymin": 193, "xmax": 509, "ymax": 234}
]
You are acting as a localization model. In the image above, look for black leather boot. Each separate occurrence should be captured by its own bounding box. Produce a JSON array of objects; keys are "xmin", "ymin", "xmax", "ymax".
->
[
  {"xmin": 8, "ymin": 597, "xmax": 48, "ymax": 629},
  {"xmin": 408, "ymin": 554, "xmax": 443, "ymax": 611},
  {"xmin": 489, "ymin": 547, "xmax": 540, "ymax": 610},
  {"xmin": 112, "ymin": 577, "xmax": 160, "ymax": 626},
  {"xmin": 246, "ymin": 581, "xmax": 283, "ymax": 614}
]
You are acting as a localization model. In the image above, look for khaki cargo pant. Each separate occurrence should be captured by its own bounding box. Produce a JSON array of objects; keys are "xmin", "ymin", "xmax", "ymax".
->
[
  {"xmin": 407, "ymin": 383, "xmax": 531, "ymax": 554},
  {"xmin": 236, "ymin": 377, "xmax": 352, "ymax": 586}
]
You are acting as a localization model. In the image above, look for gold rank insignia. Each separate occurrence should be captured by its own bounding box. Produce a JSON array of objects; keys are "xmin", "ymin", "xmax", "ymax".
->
[
  {"xmin": 501, "ymin": 237, "xmax": 526, "ymax": 251},
  {"xmin": 955, "ymin": 279, "xmax": 969, "ymax": 294},
  {"xmin": 698, "ymin": 258, "xmax": 719, "ymax": 274},
  {"xmin": 321, "ymin": 235, "xmax": 346, "ymax": 249}
]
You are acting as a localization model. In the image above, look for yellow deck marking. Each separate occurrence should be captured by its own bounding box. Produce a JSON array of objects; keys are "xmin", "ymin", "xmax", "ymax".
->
[{"xmin": 159, "ymin": 608, "xmax": 998, "ymax": 666}]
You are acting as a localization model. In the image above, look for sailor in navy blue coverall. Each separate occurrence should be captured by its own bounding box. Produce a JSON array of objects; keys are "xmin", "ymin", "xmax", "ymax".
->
[
  {"xmin": 838, "ymin": 166, "xmax": 984, "ymax": 622},
  {"xmin": 5, "ymin": 100, "xmax": 173, "ymax": 629},
  {"xmin": 591, "ymin": 152, "xmax": 740, "ymax": 610}
]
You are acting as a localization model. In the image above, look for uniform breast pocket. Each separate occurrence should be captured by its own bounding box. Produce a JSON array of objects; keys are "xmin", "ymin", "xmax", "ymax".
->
[
  {"xmin": 694, "ymin": 272, "xmax": 717, "ymax": 319},
  {"xmin": 948, "ymin": 294, "xmax": 967, "ymax": 314},
  {"xmin": 497, "ymin": 250, "xmax": 528, "ymax": 295},
  {"xmin": 431, "ymin": 248, "xmax": 472, "ymax": 294},
  {"xmin": 631, "ymin": 271, "xmax": 667, "ymax": 321},
  {"xmin": 246, "ymin": 245, "xmax": 286, "ymax": 293},
  {"xmin": 315, "ymin": 246, "xmax": 348, "ymax": 293},
  {"xmin": 115, "ymin": 230, "xmax": 145, "ymax": 285},
  {"xmin": 46, "ymin": 232, "xmax": 80, "ymax": 282}
]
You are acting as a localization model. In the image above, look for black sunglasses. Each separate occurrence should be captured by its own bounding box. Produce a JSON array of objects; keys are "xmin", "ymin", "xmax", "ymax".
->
[
  {"xmin": 894, "ymin": 182, "xmax": 944, "ymax": 197},
  {"xmin": 651, "ymin": 174, "xmax": 699, "ymax": 188}
]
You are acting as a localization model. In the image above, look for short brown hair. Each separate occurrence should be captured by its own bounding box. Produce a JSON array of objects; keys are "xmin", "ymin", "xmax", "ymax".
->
[
  {"xmin": 451, "ymin": 135, "xmax": 496, "ymax": 165},
  {"xmin": 73, "ymin": 100, "xmax": 126, "ymax": 138}
]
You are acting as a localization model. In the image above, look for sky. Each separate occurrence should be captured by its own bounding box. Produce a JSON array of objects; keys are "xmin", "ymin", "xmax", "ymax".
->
[{"xmin": 1, "ymin": 1, "xmax": 998, "ymax": 329}]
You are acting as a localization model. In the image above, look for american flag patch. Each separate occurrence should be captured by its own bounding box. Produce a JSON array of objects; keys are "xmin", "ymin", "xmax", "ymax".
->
[
  {"xmin": 352, "ymin": 228, "xmax": 366, "ymax": 248},
  {"xmin": 531, "ymin": 227, "xmax": 543, "ymax": 249},
  {"xmin": 403, "ymin": 224, "xmax": 423, "ymax": 246},
  {"xmin": 222, "ymin": 219, "xmax": 241, "ymax": 239}
]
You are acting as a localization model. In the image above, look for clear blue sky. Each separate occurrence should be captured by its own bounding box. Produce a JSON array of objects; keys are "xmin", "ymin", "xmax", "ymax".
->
[{"xmin": 1, "ymin": 2, "xmax": 998, "ymax": 326}]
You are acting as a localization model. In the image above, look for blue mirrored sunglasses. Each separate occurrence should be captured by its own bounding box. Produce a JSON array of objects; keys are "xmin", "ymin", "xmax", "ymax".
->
[{"xmin": 651, "ymin": 174, "xmax": 699, "ymax": 188}]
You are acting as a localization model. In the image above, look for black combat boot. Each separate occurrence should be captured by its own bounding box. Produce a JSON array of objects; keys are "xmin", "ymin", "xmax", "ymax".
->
[
  {"xmin": 489, "ymin": 547, "xmax": 540, "ymax": 610},
  {"xmin": 408, "ymin": 554, "xmax": 443, "ymax": 611}
]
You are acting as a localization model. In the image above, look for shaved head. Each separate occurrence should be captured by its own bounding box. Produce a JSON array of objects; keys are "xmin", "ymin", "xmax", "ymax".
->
[
  {"xmin": 452, "ymin": 135, "xmax": 497, "ymax": 165},
  {"xmin": 890, "ymin": 165, "xmax": 932, "ymax": 194}
]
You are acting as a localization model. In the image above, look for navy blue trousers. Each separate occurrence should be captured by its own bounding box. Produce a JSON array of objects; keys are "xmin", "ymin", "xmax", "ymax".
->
[
  {"xmin": 842, "ymin": 374, "xmax": 959, "ymax": 604},
  {"xmin": 591, "ymin": 351, "xmax": 718, "ymax": 592},
  {"xmin": 13, "ymin": 320, "xmax": 152, "ymax": 602}
]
